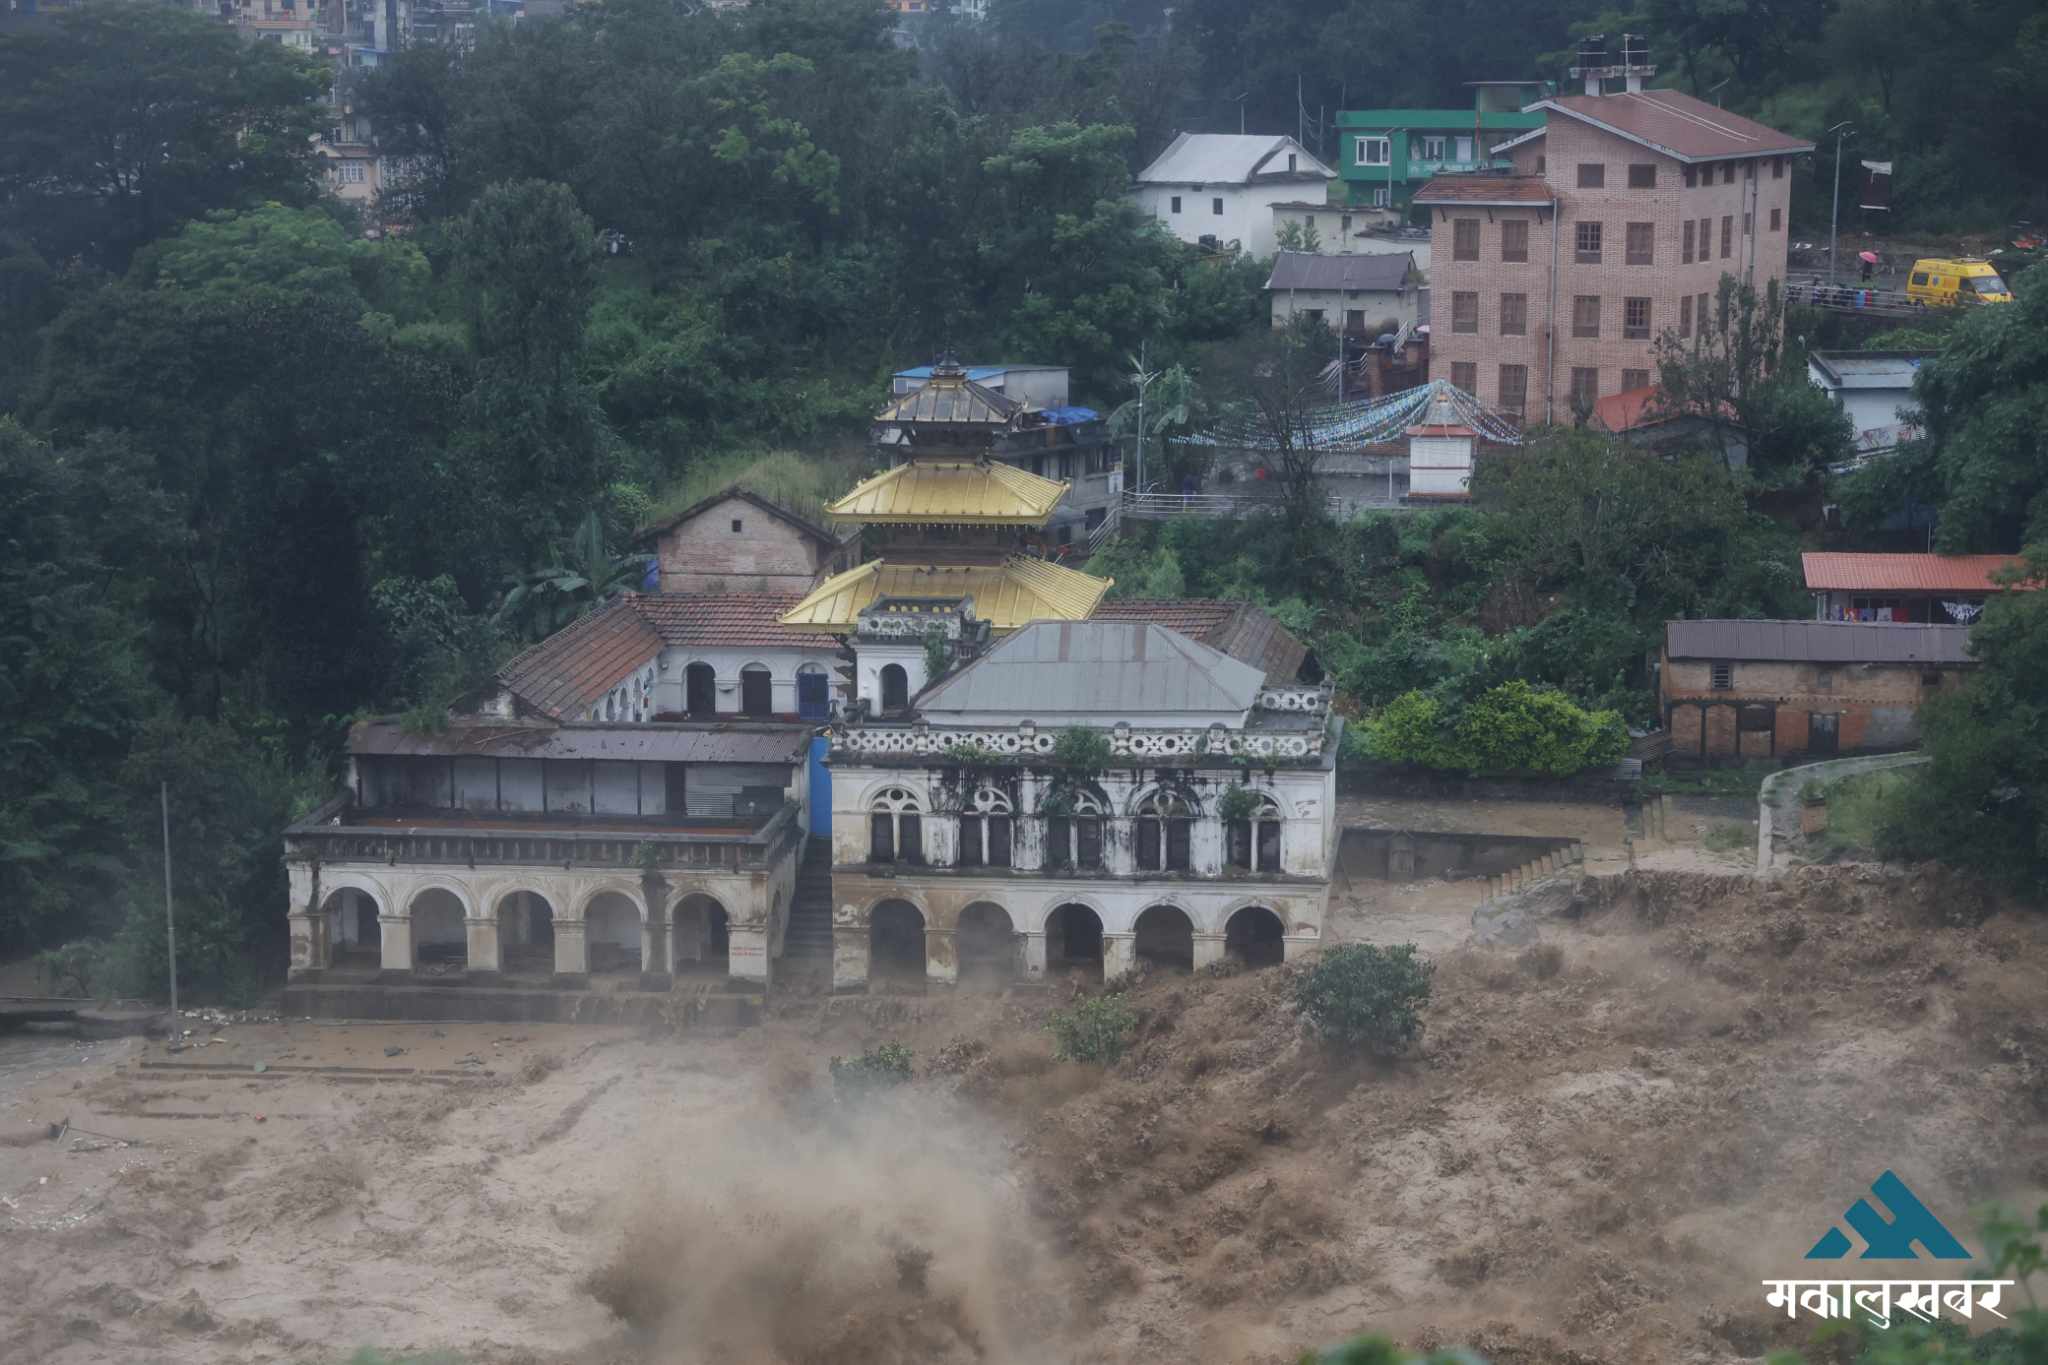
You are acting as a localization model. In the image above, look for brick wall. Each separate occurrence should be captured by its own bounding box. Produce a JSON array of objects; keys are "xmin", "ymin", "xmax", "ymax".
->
[
  {"xmin": 1661, "ymin": 653, "xmax": 1960, "ymax": 759},
  {"xmin": 1428, "ymin": 112, "xmax": 1794, "ymax": 420},
  {"xmin": 655, "ymin": 495, "xmax": 831, "ymax": 593}
]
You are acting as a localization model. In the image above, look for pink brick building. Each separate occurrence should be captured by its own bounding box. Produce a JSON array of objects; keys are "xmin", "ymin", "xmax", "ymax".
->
[{"xmin": 1418, "ymin": 87, "xmax": 1812, "ymax": 424}]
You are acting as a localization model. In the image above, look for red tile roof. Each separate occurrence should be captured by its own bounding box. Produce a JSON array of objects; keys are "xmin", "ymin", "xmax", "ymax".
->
[
  {"xmin": 1089, "ymin": 599, "xmax": 1309, "ymax": 682},
  {"xmin": 1412, "ymin": 176, "xmax": 1554, "ymax": 206},
  {"xmin": 1537, "ymin": 90, "xmax": 1814, "ymax": 162},
  {"xmin": 1801, "ymin": 553, "xmax": 2031, "ymax": 594},
  {"xmin": 498, "ymin": 600, "xmax": 664, "ymax": 721},
  {"xmin": 497, "ymin": 593, "xmax": 840, "ymax": 719}
]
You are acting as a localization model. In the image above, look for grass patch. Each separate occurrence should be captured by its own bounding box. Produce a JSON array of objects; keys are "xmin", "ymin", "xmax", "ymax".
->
[
  {"xmin": 1701, "ymin": 822, "xmax": 1754, "ymax": 854},
  {"xmin": 1815, "ymin": 768, "xmax": 1914, "ymax": 856},
  {"xmin": 640, "ymin": 449, "xmax": 867, "ymax": 534}
]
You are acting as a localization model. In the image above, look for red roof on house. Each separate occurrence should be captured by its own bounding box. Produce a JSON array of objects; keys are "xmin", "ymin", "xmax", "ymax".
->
[
  {"xmin": 1591, "ymin": 385, "xmax": 1737, "ymax": 433},
  {"xmin": 1535, "ymin": 90, "xmax": 1814, "ymax": 163},
  {"xmin": 497, "ymin": 593, "xmax": 839, "ymax": 719},
  {"xmin": 1802, "ymin": 553, "xmax": 2031, "ymax": 594},
  {"xmin": 1412, "ymin": 175, "xmax": 1554, "ymax": 206}
]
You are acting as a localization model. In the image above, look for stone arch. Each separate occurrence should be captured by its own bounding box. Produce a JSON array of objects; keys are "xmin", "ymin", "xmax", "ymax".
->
[
  {"xmin": 739, "ymin": 660, "xmax": 774, "ymax": 717},
  {"xmin": 489, "ymin": 885, "xmax": 558, "ymax": 969},
  {"xmin": 570, "ymin": 882, "xmax": 648, "ymax": 922},
  {"xmin": 316, "ymin": 878, "xmax": 385, "ymax": 961},
  {"xmin": 955, "ymin": 901, "xmax": 1018, "ymax": 981},
  {"xmin": 1133, "ymin": 904, "xmax": 1196, "ymax": 972},
  {"xmin": 1044, "ymin": 902, "xmax": 1105, "ymax": 981},
  {"xmin": 880, "ymin": 662, "xmax": 910, "ymax": 713},
  {"xmin": 584, "ymin": 889, "xmax": 643, "ymax": 974},
  {"xmin": 685, "ymin": 660, "xmax": 717, "ymax": 715},
  {"xmin": 1125, "ymin": 783, "xmax": 1202, "ymax": 819},
  {"xmin": 671, "ymin": 891, "xmax": 730, "ymax": 973},
  {"xmin": 1224, "ymin": 904, "xmax": 1286, "ymax": 967},
  {"xmin": 407, "ymin": 885, "xmax": 470, "ymax": 967},
  {"xmin": 869, "ymin": 897, "xmax": 926, "ymax": 983}
]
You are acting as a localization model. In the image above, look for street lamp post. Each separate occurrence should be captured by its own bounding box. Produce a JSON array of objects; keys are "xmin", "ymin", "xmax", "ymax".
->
[{"xmin": 1826, "ymin": 120, "xmax": 1855, "ymax": 285}]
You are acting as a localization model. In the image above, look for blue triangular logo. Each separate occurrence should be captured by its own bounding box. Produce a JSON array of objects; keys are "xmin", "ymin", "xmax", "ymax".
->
[{"xmin": 1805, "ymin": 1171, "xmax": 1971, "ymax": 1260}]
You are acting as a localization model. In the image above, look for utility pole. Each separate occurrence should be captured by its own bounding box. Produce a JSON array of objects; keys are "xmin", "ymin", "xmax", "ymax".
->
[
  {"xmin": 1826, "ymin": 121, "xmax": 1855, "ymax": 284},
  {"xmin": 161, "ymin": 781, "xmax": 179, "ymax": 1044},
  {"xmin": 1135, "ymin": 339, "xmax": 1147, "ymax": 495}
]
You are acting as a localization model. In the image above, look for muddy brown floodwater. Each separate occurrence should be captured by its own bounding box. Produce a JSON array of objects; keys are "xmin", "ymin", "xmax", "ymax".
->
[{"xmin": 2, "ymin": 863, "xmax": 2045, "ymax": 1365}]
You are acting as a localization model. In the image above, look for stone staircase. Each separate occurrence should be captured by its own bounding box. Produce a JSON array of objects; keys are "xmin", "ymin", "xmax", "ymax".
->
[
  {"xmin": 1476, "ymin": 840, "xmax": 1586, "ymax": 905},
  {"xmin": 783, "ymin": 836, "xmax": 836, "ymax": 965}
]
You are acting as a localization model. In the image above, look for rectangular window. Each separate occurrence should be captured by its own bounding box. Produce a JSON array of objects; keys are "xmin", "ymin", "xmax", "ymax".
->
[
  {"xmin": 1574, "ymin": 220, "xmax": 1602, "ymax": 264},
  {"xmin": 731, "ymin": 518, "xmax": 744, "ymax": 533},
  {"xmin": 1453, "ymin": 217, "xmax": 1480, "ymax": 261},
  {"xmin": 1623, "ymin": 296, "xmax": 1651, "ymax": 339},
  {"xmin": 1682, "ymin": 219, "xmax": 1695, "ymax": 264},
  {"xmin": 1170, "ymin": 195, "xmax": 1181, "ymax": 213},
  {"xmin": 1745, "ymin": 160, "xmax": 1757, "ymax": 180},
  {"xmin": 1722, "ymin": 163, "xmax": 1736, "ymax": 185},
  {"xmin": 1501, "ymin": 219, "xmax": 1529, "ymax": 262},
  {"xmin": 1711, "ymin": 662, "xmax": 1734, "ymax": 690},
  {"xmin": 1698, "ymin": 217, "xmax": 1712, "ymax": 257},
  {"xmin": 1625, "ymin": 221, "xmax": 1654, "ymax": 265},
  {"xmin": 1627, "ymin": 163, "xmax": 1657, "ymax": 188},
  {"xmin": 1571, "ymin": 294, "xmax": 1601, "ymax": 338},
  {"xmin": 1451, "ymin": 361, "xmax": 1477, "ymax": 392},
  {"xmin": 1420, "ymin": 135, "xmax": 1445, "ymax": 159},
  {"xmin": 1577, "ymin": 162, "xmax": 1605, "ymax": 188},
  {"xmin": 1683, "ymin": 164, "xmax": 1698, "ymax": 188},
  {"xmin": 1371, "ymin": 186, "xmax": 1390, "ymax": 208},
  {"xmin": 1452, "ymin": 290, "xmax": 1478, "ymax": 333},
  {"xmin": 1772, "ymin": 156, "xmax": 1785, "ymax": 179},
  {"xmin": 1048, "ymin": 814, "xmax": 1104, "ymax": 870},
  {"xmin": 1500, "ymin": 292, "xmax": 1527, "ymax": 335},
  {"xmin": 1698, "ymin": 290, "xmax": 1711, "ymax": 331},
  {"xmin": 1720, "ymin": 215, "xmax": 1733, "ymax": 258},
  {"xmin": 869, "ymin": 812, "xmax": 894, "ymax": 863},
  {"xmin": 1769, "ymin": 207, "xmax": 1782, "ymax": 231},
  {"xmin": 1569, "ymin": 367, "xmax": 1599, "ymax": 411},
  {"xmin": 1498, "ymin": 363, "xmax": 1528, "ymax": 416},
  {"xmin": 1622, "ymin": 367, "xmax": 1650, "ymax": 391},
  {"xmin": 1212, "ymin": 196, "xmax": 1224, "ymax": 215},
  {"xmin": 1357, "ymin": 136, "xmax": 1389, "ymax": 166},
  {"xmin": 1680, "ymin": 293, "xmax": 1693, "ymax": 338}
]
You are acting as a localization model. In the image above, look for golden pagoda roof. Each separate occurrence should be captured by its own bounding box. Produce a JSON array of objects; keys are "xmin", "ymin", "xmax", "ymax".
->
[
  {"xmin": 777, "ymin": 557, "xmax": 1113, "ymax": 631},
  {"xmin": 826, "ymin": 460, "xmax": 1071, "ymax": 526},
  {"xmin": 874, "ymin": 365, "xmax": 1020, "ymax": 427}
]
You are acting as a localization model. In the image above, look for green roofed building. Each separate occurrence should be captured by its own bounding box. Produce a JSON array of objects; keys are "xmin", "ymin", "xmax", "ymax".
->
[{"xmin": 1336, "ymin": 81, "xmax": 1551, "ymax": 215}]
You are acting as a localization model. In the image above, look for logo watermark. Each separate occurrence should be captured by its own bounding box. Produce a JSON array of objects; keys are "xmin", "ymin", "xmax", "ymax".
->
[{"xmin": 1763, "ymin": 1170, "xmax": 2013, "ymax": 1329}]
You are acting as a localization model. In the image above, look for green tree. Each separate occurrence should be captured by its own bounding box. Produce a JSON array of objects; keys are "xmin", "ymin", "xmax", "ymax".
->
[
  {"xmin": 495, "ymin": 509, "xmax": 653, "ymax": 640},
  {"xmin": 1292, "ymin": 943, "xmax": 1435, "ymax": 1053},
  {"xmin": 0, "ymin": 5, "xmax": 324, "ymax": 270},
  {"xmin": 1364, "ymin": 681, "xmax": 1627, "ymax": 777}
]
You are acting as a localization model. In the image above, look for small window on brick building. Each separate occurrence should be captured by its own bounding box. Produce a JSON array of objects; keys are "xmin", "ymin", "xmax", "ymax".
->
[
  {"xmin": 1744, "ymin": 160, "xmax": 1756, "ymax": 180},
  {"xmin": 1571, "ymin": 294, "xmax": 1601, "ymax": 338},
  {"xmin": 1623, "ymin": 297, "xmax": 1651, "ymax": 339},
  {"xmin": 1627, "ymin": 163, "xmax": 1657, "ymax": 188},
  {"xmin": 1698, "ymin": 290, "xmax": 1711, "ymax": 331},
  {"xmin": 1170, "ymin": 195, "xmax": 1181, "ymax": 213},
  {"xmin": 1500, "ymin": 292, "xmax": 1527, "ymax": 335},
  {"xmin": 1498, "ymin": 363, "xmax": 1528, "ymax": 416},
  {"xmin": 1451, "ymin": 361, "xmax": 1477, "ymax": 392},
  {"xmin": 1625, "ymin": 221, "xmax": 1654, "ymax": 265},
  {"xmin": 730, "ymin": 517, "xmax": 744, "ymax": 533},
  {"xmin": 1453, "ymin": 217, "xmax": 1480, "ymax": 260},
  {"xmin": 1772, "ymin": 156, "xmax": 1785, "ymax": 179},
  {"xmin": 1923, "ymin": 670, "xmax": 1944, "ymax": 686},
  {"xmin": 1682, "ymin": 219, "xmax": 1695, "ymax": 263},
  {"xmin": 1683, "ymin": 164, "xmax": 1697, "ymax": 187},
  {"xmin": 1816, "ymin": 668, "xmax": 1835, "ymax": 691},
  {"xmin": 1577, "ymin": 162, "xmax": 1605, "ymax": 188},
  {"xmin": 1680, "ymin": 293, "xmax": 1693, "ymax": 338},
  {"xmin": 1574, "ymin": 220, "xmax": 1603, "ymax": 263},
  {"xmin": 1711, "ymin": 662, "xmax": 1734, "ymax": 690},
  {"xmin": 1569, "ymin": 366, "xmax": 1599, "ymax": 413},
  {"xmin": 1722, "ymin": 163, "xmax": 1736, "ymax": 185},
  {"xmin": 1452, "ymin": 290, "xmax": 1479, "ymax": 333},
  {"xmin": 1720, "ymin": 215, "xmax": 1733, "ymax": 258},
  {"xmin": 1622, "ymin": 367, "xmax": 1649, "ymax": 392},
  {"xmin": 1501, "ymin": 218, "xmax": 1529, "ymax": 262},
  {"xmin": 1769, "ymin": 207, "xmax": 1781, "ymax": 231}
]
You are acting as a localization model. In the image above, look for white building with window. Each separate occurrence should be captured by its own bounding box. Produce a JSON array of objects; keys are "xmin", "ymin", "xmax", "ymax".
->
[
  {"xmin": 824, "ymin": 618, "xmax": 1342, "ymax": 990},
  {"xmin": 1133, "ymin": 133, "xmax": 1338, "ymax": 260}
]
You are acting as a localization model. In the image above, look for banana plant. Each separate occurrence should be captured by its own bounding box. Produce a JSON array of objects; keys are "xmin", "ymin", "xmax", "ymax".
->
[{"xmin": 494, "ymin": 508, "xmax": 653, "ymax": 639}]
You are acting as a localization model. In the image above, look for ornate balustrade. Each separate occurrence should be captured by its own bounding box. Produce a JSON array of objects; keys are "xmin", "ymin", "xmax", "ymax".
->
[
  {"xmin": 830, "ymin": 715, "xmax": 1329, "ymax": 764},
  {"xmin": 285, "ymin": 799, "xmax": 803, "ymax": 873}
]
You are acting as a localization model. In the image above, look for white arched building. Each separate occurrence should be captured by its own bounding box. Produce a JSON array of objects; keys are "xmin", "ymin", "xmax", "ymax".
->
[{"xmin": 824, "ymin": 615, "xmax": 1341, "ymax": 989}]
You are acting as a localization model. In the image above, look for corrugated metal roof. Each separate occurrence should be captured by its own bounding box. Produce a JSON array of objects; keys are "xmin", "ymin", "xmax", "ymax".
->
[
  {"xmin": 917, "ymin": 621, "xmax": 1265, "ymax": 714},
  {"xmin": 777, "ymin": 557, "xmax": 1112, "ymax": 631},
  {"xmin": 351, "ymin": 719, "xmax": 812, "ymax": 763},
  {"xmin": 1091, "ymin": 599, "xmax": 1308, "ymax": 682},
  {"xmin": 873, "ymin": 367, "xmax": 1019, "ymax": 427},
  {"xmin": 825, "ymin": 461, "xmax": 1070, "ymax": 525},
  {"xmin": 1666, "ymin": 620, "xmax": 1976, "ymax": 664},
  {"xmin": 1537, "ymin": 90, "xmax": 1814, "ymax": 162},
  {"xmin": 1135, "ymin": 132, "xmax": 1336, "ymax": 185},
  {"xmin": 497, "ymin": 600, "xmax": 663, "ymax": 721},
  {"xmin": 1264, "ymin": 251, "xmax": 1413, "ymax": 293},
  {"xmin": 1801, "ymin": 553, "xmax": 2027, "ymax": 594}
]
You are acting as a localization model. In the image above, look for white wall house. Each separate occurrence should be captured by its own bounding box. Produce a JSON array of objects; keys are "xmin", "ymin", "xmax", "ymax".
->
[
  {"xmin": 1134, "ymin": 133, "xmax": 1338, "ymax": 261},
  {"xmin": 826, "ymin": 620, "xmax": 1342, "ymax": 991},
  {"xmin": 1265, "ymin": 250, "xmax": 1420, "ymax": 333},
  {"xmin": 1808, "ymin": 351, "xmax": 1931, "ymax": 455}
]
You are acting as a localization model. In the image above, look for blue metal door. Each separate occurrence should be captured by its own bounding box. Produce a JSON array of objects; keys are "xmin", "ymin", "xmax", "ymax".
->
[
  {"xmin": 797, "ymin": 672, "xmax": 829, "ymax": 721},
  {"xmin": 806, "ymin": 736, "xmax": 832, "ymax": 836}
]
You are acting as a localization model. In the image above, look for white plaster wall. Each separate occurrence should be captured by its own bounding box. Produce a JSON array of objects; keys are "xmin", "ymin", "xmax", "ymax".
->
[
  {"xmin": 1269, "ymin": 287, "xmax": 1414, "ymax": 331},
  {"xmin": 855, "ymin": 640, "xmax": 929, "ymax": 711},
  {"xmin": 1137, "ymin": 183, "xmax": 1316, "ymax": 260},
  {"xmin": 656, "ymin": 644, "xmax": 839, "ymax": 716},
  {"xmin": 830, "ymin": 870, "xmax": 1328, "ymax": 945}
]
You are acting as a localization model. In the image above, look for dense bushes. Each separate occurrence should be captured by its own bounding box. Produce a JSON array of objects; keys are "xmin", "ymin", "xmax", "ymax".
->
[
  {"xmin": 1046, "ymin": 993, "xmax": 1136, "ymax": 1065},
  {"xmin": 1363, "ymin": 681, "xmax": 1628, "ymax": 778},
  {"xmin": 1292, "ymin": 944, "xmax": 1434, "ymax": 1053}
]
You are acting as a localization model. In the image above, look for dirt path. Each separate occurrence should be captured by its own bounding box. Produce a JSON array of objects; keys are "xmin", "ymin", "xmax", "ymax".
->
[{"xmin": 3, "ymin": 864, "xmax": 2042, "ymax": 1364}]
